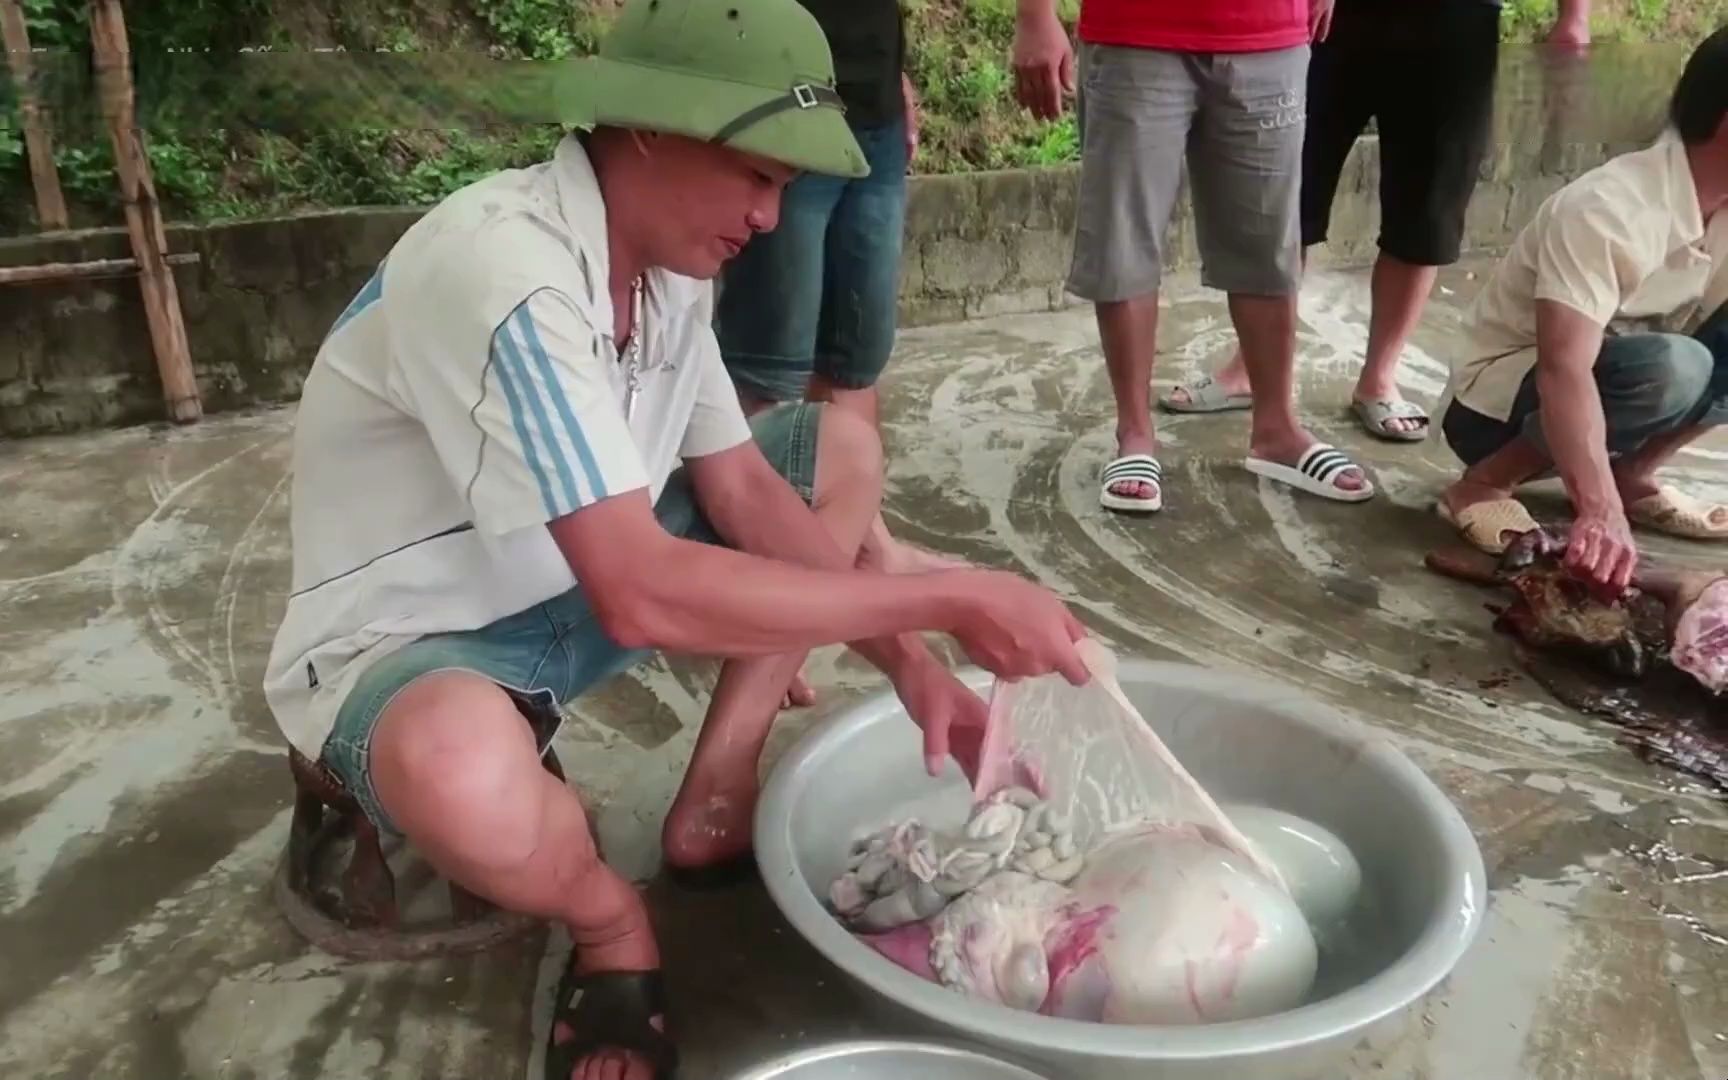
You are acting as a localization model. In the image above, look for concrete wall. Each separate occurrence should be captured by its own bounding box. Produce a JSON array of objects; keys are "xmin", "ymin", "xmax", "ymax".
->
[{"xmin": 0, "ymin": 128, "xmax": 1651, "ymax": 438}]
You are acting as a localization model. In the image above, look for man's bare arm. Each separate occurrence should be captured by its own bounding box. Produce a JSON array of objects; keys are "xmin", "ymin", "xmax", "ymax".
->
[
  {"xmin": 1013, "ymin": 0, "xmax": 1073, "ymax": 120},
  {"xmin": 681, "ymin": 440, "xmax": 936, "ymax": 681},
  {"xmin": 547, "ymin": 483, "xmax": 1089, "ymax": 682},
  {"xmin": 548, "ymin": 494, "xmax": 948, "ymax": 654},
  {"xmin": 1533, "ymin": 298, "xmax": 1619, "ymax": 517}
]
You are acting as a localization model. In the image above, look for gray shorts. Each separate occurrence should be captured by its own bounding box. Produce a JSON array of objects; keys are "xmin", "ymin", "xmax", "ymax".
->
[{"xmin": 1066, "ymin": 43, "xmax": 1308, "ymax": 302}]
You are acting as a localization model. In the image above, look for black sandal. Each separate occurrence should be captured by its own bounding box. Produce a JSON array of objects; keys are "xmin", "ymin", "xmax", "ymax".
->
[{"xmin": 545, "ymin": 967, "xmax": 678, "ymax": 1080}]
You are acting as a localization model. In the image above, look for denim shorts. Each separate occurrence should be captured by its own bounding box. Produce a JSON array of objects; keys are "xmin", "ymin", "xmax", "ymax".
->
[
  {"xmin": 319, "ymin": 402, "xmax": 824, "ymax": 834},
  {"xmin": 714, "ymin": 114, "xmax": 909, "ymax": 403},
  {"xmin": 1442, "ymin": 304, "xmax": 1728, "ymax": 467}
]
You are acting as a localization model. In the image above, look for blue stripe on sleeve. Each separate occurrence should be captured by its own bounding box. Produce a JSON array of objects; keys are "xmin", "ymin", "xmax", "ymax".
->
[
  {"xmin": 326, "ymin": 263, "xmax": 385, "ymax": 340},
  {"xmin": 512, "ymin": 302, "xmax": 610, "ymax": 501},
  {"xmin": 489, "ymin": 325, "xmax": 568, "ymax": 517}
]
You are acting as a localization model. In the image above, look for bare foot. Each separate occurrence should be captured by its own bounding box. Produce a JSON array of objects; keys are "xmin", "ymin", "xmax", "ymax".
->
[
  {"xmin": 549, "ymin": 920, "xmax": 667, "ymax": 1079},
  {"xmin": 1166, "ymin": 358, "xmax": 1252, "ymax": 408},
  {"xmin": 1251, "ymin": 431, "xmax": 1370, "ymax": 493},
  {"xmin": 1352, "ymin": 379, "xmax": 1427, "ymax": 436},
  {"xmin": 1439, "ymin": 478, "xmax": 1534, "ymax": 551},
  {"xmin": 662, "ymin": 784, "xmax": 755, "ymax": 870},
  {"xmin": 1105, "ymin": 432, "xmax": 1161, "ymax": 503},
  {"xmin": 551, "ymin": 984, "xmax": 664, "ymax": 1080},
  {"xmin": 1439, "ymin": 478, "xmax": 1509, "ymax": 517}
]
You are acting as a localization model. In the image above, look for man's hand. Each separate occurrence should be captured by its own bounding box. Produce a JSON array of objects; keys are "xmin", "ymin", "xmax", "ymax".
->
[
  {"xmin": 1565, "ymin": 507, "xmax": 1637, "ymax": 594},
  {"xmin": 1548, "ymin": 0, "xmax": 1592, "ymax": 52},
  {"xmin": 892, "ymin": 654, "xmax": 990, "ymax": 780},
  {"xmin": 1012, "ymin": 3, "xmax": 1075, "ymax": 121},
  {"xmin": 948, "ymin": 570, "xmax": 1091, "ymax": 684},
  {"xmin": 1310, "ymin": 0, "xmax": 1335, "ymax": 42},
  {"xmin": 902, "ymin": 72, "xmax": 920, "ymax": 166}
]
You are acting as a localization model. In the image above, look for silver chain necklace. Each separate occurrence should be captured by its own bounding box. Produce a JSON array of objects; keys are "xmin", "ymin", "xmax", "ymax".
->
[{"xmin": 623, "ymin": 274, "xmax": 645, "ymax": 419}]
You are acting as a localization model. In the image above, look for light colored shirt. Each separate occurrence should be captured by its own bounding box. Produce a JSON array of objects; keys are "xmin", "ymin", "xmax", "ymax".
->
[
  {"xmin": 1446, "ymin": 127, "xmax": 1728, "ymax": 421},
  {"xmin": 263, "ymin": 133, "xmax": 752, "ymax": 760}
]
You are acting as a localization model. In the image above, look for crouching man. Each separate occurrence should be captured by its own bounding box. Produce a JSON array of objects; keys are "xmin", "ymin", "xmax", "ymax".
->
[
  {"xmin": 1437, "ymin": 26, "xmax": 1728, "ymax": 592},
  {"xmin": 262, "ymin": 2, "xmax": 1091, "ymax": 1077}
]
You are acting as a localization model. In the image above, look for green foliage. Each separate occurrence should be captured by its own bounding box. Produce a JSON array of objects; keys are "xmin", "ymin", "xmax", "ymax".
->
[
  {"xmin": 2, "ymin": 0, "xmax": 1724, "ymax": 233},
  {"xmin": 471, "ymin": 0, "xmax": 592, "ymax": 59}
]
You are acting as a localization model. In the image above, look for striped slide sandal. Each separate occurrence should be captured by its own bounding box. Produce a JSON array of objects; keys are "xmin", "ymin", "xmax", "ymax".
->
[
  {"xmin": 1244, "ymin": 443, "xmax": 1375, "ymax": 503},
  {"xmin": 1100, "ymin": 453, "xmax": 1164, "ymax": 513}
]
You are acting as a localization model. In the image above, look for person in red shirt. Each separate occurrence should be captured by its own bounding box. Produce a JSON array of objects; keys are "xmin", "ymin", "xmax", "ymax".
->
[{"xmin": 1014, "ymin": 0, "xmax": 1374, "ymax": 513}]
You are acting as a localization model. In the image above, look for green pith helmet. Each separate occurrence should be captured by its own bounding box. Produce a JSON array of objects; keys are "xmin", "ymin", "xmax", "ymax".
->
[{"xmin": 565, "ymin": 0, "xmax": 869, "ymax": 179}]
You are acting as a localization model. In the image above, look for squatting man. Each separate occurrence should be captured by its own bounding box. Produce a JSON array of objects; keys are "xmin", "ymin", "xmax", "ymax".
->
[{"xmin": 262, "ymin": 1, "xmax": 1092, "ymax": 1077}]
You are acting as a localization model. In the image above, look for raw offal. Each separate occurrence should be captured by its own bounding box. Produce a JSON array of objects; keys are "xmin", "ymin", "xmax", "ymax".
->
[
  {"xmin": 830, "ymin": 640, "xmax": 1357, "ymax": 1025},
  {"xmin": 1220, "ymin": 804, "xmax": 1362, "ymax": 937},
  {"xmin": 1670, "ymin": 577, "xmax": 1728, "ymax": 695},
  {"xmin": 1425, "ymin": 535, "xmax": 1728, "ymax": 796},
  {"xmin": 830, "ymin": 786, "xmax": 1083, "ymax": 934}
]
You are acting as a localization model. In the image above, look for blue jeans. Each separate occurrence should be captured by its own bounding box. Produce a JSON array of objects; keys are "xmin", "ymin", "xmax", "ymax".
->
[
  {"xmin": 1443, "ymin": 304, "xmax": 1728, "ymax": 467},
  {"xmin": 715, "ymin": 115, "xmax": 909, "ymax": 403},
  {"xmin": 319, "ymin": 403, "xmax": 824, "ymax": 834}
]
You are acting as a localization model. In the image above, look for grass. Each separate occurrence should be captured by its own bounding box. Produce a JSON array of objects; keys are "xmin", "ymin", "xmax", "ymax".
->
[{"xmin": 0, "ymin": 0, "xmax": 1722, "ymax": 233}]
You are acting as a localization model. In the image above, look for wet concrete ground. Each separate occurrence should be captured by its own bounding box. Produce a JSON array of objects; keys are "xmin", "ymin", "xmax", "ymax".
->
[{"xmin": 3, "ymin": 260, "xmax": 1726, "ymax": 1080}]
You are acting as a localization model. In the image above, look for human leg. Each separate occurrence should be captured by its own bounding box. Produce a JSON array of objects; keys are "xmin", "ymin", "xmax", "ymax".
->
[
  {"xmin": 1438, "ymin": 332, "xmax": 1722, "ymax": 549},
  {"xmin": 1179, "ymin": 22, "xmax": 1372, "ymax": 408},
  {"xmin": 318, "ymin": 406, "xmax": 867, "ymax": 1074},
  {"xmin": 714, "ymin": 170, "xmax": 846, "ymax": 410},
  {"xmin": 1188, "ymin": 46, "xmax": 1371, "ymax": 500},
  {"xmin": 1606, "ymin": 315, "xmax": 1728, "ymax": 536},
  {"xmin": 661, "ymin": 403, "xmax": 887, "ymax": 870},
  {"xmin": 810, "ymin": 117, "xmax": 907, "ymax": 415},
  {"xmin": 1065, "ymin": 43, "xmax": 1197, "ymax": 510},
  {"xmin": 716, "ymin": 168, "xmax": 848, "ymax": 706},
  {"xmin": 1357, "ymin": 3, "xmax": 1500, "ymax": 439},
  {"xmin": 331, "ymin": 613, "xmax": 664, "ymax": 1076},
  {"xmin": 805, "ymin": 116, "xmax": 961, "ymax": 574}
]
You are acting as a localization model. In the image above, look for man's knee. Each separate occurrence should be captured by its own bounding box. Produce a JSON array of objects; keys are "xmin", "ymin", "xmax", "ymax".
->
[
  {"xmin": 1602, "ymin": 334, "xmax": 1713, "ymax": 423},
  {"xmin": 812, "ymin": 403, "xmax": 885, "ymax": 501},
  {"xmin": 370, "ymin": 674, "xmax": 556, "ymax": 860}
]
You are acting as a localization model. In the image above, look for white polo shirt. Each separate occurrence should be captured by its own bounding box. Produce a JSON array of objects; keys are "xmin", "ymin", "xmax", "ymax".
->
[
  {"xmin": 1445, "ymin": 127, "xmax": 1728, "ymax": 421},
  {"xmin": 263, "ymin": 133, "xmax": 752, "ymax": 760}
]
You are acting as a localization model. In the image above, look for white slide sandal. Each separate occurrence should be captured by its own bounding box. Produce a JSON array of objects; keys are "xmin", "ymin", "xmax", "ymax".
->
[
  {"xmin": 1100, "ymin": 453, "xmax": 1164, "ymax": 513},
  {"xmin": 1244, "ymin": 443, "xmax": 1375, "ymax": 503}
]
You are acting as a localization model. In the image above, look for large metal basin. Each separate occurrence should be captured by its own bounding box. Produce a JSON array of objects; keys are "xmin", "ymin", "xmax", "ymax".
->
[
  {"xmin": 730, "ymin": 1039, "xmax": 1053, "ymax": 1079},
  {"xmin": 754, "ymin": 659, "xmax": 1486, "ymax": 1080}
]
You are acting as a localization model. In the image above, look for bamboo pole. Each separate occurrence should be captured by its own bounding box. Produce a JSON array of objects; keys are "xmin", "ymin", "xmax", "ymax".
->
[
  {"xmin": 90, "ymin": 0, "xmax": 202, "ymax": 424},
  {"xmin": 0, "ymin": 0, "xmax": 69, "ymax": 230},
  {"xmin": 0, "ymin": 252, "xmax": 199, "ymax": 287}
]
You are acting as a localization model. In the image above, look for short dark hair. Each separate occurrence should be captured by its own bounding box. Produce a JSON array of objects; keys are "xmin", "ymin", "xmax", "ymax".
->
[{"xmin": 1671, "ymin": 25, "xmax": 1728, "ymax": 144}]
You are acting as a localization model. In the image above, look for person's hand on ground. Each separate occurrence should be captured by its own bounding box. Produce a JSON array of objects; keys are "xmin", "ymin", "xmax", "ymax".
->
[
  {"xmin": 892, "ymin": 654, "xmax": 990, "ymax": 779},
  {"xmin": 948, "ymin": 571, "xmax": 1091, "ymax": 684},
  {"xmin": 1565, "ymin": 507, "xmax": 1637, "ymax": 594},
  {"xmin": 1309, "ymin": 0, "xmax": 1335, "ymax": 42},
  {"xmin": 1011, "ymin": 6, "xmax": 1075, "ymax": 121},
  {"xmin": 902, "ymin": 71, "xmax": 921, "ymax": 166}
]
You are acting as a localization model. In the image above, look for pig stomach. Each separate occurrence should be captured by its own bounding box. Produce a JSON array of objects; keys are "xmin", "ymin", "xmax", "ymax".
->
[{"xmin": 1053, "ymin": 827, "xmax": 1318, "ymax": 1026}]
